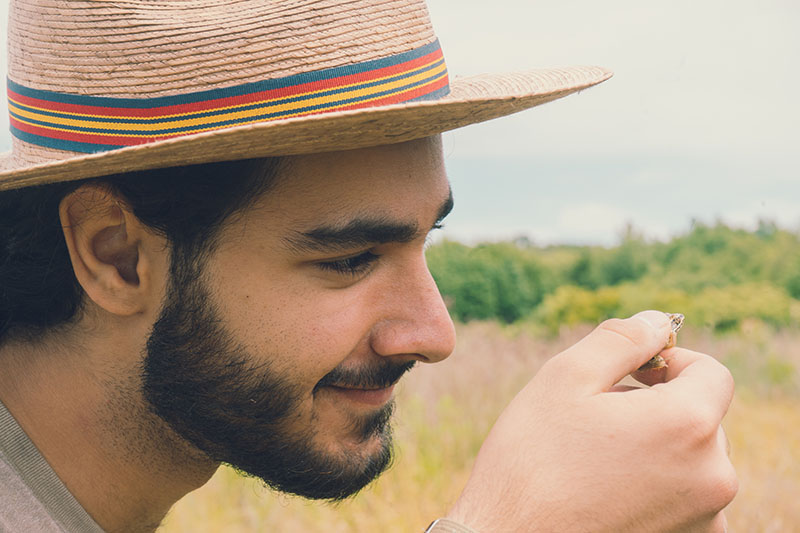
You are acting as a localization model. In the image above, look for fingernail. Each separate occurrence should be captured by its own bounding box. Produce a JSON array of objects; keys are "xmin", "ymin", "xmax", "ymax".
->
[{"xmin": 632, "ymin": 310, "xmax": 668, "ymax": 329}]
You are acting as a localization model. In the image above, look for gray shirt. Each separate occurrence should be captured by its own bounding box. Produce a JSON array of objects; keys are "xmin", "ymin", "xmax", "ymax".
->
[{"xmin": 0, "ymin": 400, "xmax": 105, "ymax": 533}]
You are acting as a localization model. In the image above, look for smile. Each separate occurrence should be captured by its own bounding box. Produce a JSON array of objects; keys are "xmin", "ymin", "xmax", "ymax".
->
[{"xmin": 324, "ymin": 384, "xmax": 396, "ymax": 406}]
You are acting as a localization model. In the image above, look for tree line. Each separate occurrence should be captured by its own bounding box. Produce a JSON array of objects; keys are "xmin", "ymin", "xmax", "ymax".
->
[{"xmin": 426, "ymin": 221, "xmax": 800, "ymax": 332}]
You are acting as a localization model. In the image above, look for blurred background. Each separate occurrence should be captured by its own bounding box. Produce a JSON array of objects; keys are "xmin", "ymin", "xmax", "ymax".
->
[
  {"xmin": 429, "ymin": 0, "xmax": 800, "ymax": 245},
  {"xmin": 2, "ymin": 0, "xmax": 799, "ymax": 531}
]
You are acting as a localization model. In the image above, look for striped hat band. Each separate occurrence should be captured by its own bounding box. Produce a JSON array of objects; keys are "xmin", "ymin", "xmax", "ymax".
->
[{"xmin": 7, "ymin": 39, "xmax": 448, "ymax": 154}]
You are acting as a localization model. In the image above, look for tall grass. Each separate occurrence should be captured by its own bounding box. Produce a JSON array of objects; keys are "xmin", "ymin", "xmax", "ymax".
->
[{"xmin": 159, "ymin": 322, "xmax": 800, "ymax": 532}]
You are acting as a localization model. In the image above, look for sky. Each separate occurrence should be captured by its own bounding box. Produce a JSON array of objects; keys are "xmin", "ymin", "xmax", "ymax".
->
[{"xmin": 2, "ymin": 0, "xmax": 799, "ymax": 246}]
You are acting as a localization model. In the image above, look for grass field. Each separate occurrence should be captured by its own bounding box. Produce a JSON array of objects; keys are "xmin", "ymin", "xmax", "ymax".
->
[{"xmin": 159, "ymin": 322, "xmax": 800, "ymax": 532}]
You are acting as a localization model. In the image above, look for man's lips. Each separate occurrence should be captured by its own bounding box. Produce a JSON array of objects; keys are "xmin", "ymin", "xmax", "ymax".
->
[
  {"xmin": 314, "ymin": 360, "xmax": 415, "ymax": 406},
  {"xmin": 323, "ymin": 384, "xmax": 396, "ymax": 406}
]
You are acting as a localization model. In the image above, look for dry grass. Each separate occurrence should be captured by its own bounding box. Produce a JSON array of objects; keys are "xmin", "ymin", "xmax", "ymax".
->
[
  {"xmin": 159, "ymin": 322, "xmax": 800, "ymax": 532},
  {"xmin": 725, "ymin": 393, "xmax": 800, "ymax": 532}
]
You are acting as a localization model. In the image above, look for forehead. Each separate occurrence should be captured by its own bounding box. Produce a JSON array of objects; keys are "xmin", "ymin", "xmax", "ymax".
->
[{"xmin": 261, "ymin": 136, "xmax": 449, "ymax": 223}]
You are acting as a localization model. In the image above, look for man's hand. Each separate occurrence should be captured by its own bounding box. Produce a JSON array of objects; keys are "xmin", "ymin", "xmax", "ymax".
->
[{"xmin": 447, "ymin": 311, "xmax": 737, "ymax": 532}]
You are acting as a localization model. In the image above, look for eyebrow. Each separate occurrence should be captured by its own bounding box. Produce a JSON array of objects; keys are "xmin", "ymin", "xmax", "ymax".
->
[{"xmin": 284, "ymin": 188, "xmax": 454, "ymax": 254}]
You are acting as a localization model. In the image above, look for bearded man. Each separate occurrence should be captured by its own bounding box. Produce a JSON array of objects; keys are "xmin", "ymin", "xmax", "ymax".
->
[{"xmin": 0, "ymin": 1, "xmax": 736, "ymax": 532}]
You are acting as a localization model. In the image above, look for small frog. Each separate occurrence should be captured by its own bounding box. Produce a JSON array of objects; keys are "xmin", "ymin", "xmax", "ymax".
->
[{"xmin": 637, "ymin": 313, "xmax": 685, "ymax": 371}]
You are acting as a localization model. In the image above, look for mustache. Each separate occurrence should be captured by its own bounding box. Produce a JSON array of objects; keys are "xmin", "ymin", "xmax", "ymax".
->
[{"xmin": 314, "ymin": 360, "xmax": 417, "ymax": 392}]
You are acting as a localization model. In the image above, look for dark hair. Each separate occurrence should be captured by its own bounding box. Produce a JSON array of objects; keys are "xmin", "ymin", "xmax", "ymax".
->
[{"xmin": 0, "ymin": 157, "xmax": 282, "ymax": 344}]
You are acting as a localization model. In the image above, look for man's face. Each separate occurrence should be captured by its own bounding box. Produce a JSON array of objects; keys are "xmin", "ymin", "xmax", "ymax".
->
[{"xmin": 142, "ymin": 136, "xmax": 456, "ymax": 500}]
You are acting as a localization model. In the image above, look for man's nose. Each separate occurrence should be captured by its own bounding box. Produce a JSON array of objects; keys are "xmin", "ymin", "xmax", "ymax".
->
[{"xmin": 369, "ymin": 259, "xmax": 456, "ymax": 364}]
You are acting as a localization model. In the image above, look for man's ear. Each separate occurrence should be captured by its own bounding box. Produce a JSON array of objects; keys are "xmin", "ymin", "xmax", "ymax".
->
[{"xmin": 60, "ymin": 184, "xmax": 165, "ymax": 316}]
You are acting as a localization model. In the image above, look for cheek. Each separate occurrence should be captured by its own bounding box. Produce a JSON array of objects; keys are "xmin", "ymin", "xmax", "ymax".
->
[{"xmin": 212, "ymin": 273, "xmax": 375, "ymax": 385}]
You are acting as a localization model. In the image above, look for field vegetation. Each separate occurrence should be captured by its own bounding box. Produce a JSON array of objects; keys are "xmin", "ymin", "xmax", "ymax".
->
[
  {"xmin": 426, "ymin": 221, "xmax": 800, "ymax": 332},
  {"xmin": 161, "ymin": 223, "xmax": 800, "ymax": 532}
]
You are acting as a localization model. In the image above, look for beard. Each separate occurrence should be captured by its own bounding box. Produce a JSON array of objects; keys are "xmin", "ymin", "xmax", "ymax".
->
[{"xmin": 140, "ymin": 258, "xmax": 414, "ymax": 501}]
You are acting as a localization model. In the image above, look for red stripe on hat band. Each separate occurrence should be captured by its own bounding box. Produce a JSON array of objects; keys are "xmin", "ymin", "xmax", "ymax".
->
[
  {"xmin": 333, "ymin": 75, "xmax": 450, "ymax": 113},
  {"xmin": 8, "ymin": 72, "xmax": 450, "ymax": 148},
  {"xmin": 7, "ymin": 39, "xmax": 450, "ymax": 153},
  {"xmin": 8, "ymin": 49, "xmax": 445, "ymax": 119},
  {"xmin": 10, "ymin": 116, "xmax": 149, "ymax": 147}
]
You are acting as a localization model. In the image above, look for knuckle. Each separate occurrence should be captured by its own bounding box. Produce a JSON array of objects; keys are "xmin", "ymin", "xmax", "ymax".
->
[
  {"xmin": 705, "ymin": 463, "xmax": 739, "ymax": 512},
  {"xmin": 718, "ymin": 363, "xmax": 735, "ymax": 391},
  {"xmin": 687, "ymin": 410, "xmax": 718, "ymax": 442},
  {"xmin": 597, "ymin": 317, "xmax": 626, "ymax": 333},
  {"xmin": 702, "ymin": 353, "xmax": 734, "ymax": 383},
  {"xmin": 673, "ymin": 400, "xmax": 718, "ymax": 441},
  {"xmin": 538, "ymin": 354, "xmax": 562, "ymax": 376},
  {"xmin": 719, "ymin": 470, "xmax": 739, "ymax": 507},
  {"xmin": 596, "ymin": 317, "xmax": 644, "ymax": 347}
]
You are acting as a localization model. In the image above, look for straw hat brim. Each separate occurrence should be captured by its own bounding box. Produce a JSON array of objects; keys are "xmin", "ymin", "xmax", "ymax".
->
[{"xmin": 0, "ymin": 66, "xmax": 611, "ymax": 191}]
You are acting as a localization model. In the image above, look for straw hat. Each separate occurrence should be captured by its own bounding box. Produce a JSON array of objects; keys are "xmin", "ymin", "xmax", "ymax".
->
[{"xmin": 0, "ymin": 0, "xmax": 611, "ymax": 191}]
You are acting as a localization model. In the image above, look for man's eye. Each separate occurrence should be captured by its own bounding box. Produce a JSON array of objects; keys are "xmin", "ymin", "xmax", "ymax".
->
[{"xmin": 316, "ymin": 251, "xmax": 379, "ymax": 276}]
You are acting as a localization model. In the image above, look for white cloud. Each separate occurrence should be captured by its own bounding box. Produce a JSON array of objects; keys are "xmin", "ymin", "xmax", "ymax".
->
[{"xmin": 429, "ymin": 0, "xmax": 800, "ymax": 162}]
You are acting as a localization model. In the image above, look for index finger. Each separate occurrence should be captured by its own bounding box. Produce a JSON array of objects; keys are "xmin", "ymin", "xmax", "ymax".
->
[
  {"xmin": 651, "ymin": 346, "xmax": 735, "ymax": 422},
  {"xmin": 544, "ymin": 310, "xmax": 673, "ymax": 395}
]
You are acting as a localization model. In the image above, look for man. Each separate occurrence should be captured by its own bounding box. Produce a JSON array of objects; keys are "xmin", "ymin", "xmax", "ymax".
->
[{"xmin": 0, "ymin": 1, "xmax": 736, "ymax": 532}]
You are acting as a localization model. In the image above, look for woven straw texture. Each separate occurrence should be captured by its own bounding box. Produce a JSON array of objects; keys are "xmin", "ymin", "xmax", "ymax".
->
[{"xmin": 1, "ymin": 0, "xmax": 611, "ymax": 190}]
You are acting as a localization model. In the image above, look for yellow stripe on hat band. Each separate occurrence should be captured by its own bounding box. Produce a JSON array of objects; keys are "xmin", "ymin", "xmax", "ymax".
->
[{"xmin": 8, "ymin": 39, "xmax": 450, "ymax": 153}]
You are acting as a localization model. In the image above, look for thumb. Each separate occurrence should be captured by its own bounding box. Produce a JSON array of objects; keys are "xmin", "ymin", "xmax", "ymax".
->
[{"xmin": 542, "ymin": 310, "xmax": 672, "ymax": 396}]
